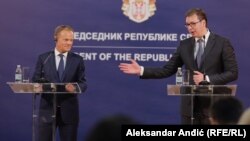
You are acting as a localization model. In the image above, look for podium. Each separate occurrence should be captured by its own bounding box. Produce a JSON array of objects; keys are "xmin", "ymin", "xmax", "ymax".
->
[
  {"xmin": 7, "ymin": 82, "xmax": 82, "ymax": 141},
  {"xmin": 167, "ymin": 85, "xmax": 237, "ymax": 124}
]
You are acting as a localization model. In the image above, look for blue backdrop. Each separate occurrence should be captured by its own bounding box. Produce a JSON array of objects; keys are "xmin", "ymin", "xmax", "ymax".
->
[{"xmin": 1, "ymin": 0, "xmax": 250, "ymax": 141}]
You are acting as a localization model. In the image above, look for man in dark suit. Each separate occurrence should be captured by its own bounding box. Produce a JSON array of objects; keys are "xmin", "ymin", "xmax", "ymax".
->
[
  {"xmin": 119, "ymin": 8, "xmax": 238, "ymax": 124},
  {"xmin": 32, "ymin": 25, "xmax": 87, "ymax": 141}
]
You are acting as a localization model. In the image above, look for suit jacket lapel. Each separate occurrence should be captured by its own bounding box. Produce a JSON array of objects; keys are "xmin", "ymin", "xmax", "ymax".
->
[
  {"xmin": 191, "ymin": 38, "xmax": 196, "ymax": 61},
  {"xmin": 61, "ymin": 52, "xmax": 73, "ymax": 82},
  {"xmin": 200, "ymin": 33, "xmax": 215, "ymax": 68},
  {"xmin": 48, "ymin": 52, "xmax": 59, "ymax": 81},
  {"xmin": 190, "ymin": 38, "xmax": 198, "ymax": 69}
]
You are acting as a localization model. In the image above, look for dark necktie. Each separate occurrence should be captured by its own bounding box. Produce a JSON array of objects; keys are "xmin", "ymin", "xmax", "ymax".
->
[
  {"xmin": 58, "ymin": 54, "xmax": 64, "ymax": 81},
  {"xmin": 196, "ymin": 38, "xmax": 204, "ymax": 68}
]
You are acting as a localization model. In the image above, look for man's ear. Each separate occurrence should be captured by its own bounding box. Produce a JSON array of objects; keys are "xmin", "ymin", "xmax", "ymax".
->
[{"xmin": 54, "ymin": 36, "xmax": 57, "ymax": 42}]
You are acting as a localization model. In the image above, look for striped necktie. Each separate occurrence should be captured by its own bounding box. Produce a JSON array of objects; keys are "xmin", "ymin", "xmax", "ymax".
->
[
  {"xmin": 58, "ymin": 54, "xmax": 64, "ymax": 81},
  {"xmin": 196, "ymin": 38, "xmax": 204, "ymax": 68}
]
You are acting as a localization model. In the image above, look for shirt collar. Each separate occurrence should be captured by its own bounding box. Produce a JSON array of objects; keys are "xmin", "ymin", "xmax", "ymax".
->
[
  {"xmin": 195, "ymin": 29, "xmax": 210, "ymax": 43},
  {"xmin": 54, "ymin": 48, "xmax": 68, "ymax": 58}
]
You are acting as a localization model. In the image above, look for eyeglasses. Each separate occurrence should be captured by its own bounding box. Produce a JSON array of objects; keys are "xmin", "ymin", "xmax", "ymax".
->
[{"xmin": 185, "ymin": 20, "xmax": 201, "ymax": 28}]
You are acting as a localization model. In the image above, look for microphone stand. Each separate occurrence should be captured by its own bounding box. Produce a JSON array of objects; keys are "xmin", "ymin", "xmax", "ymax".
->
[
  {"xmin": 37, "ymin": 53, "xmax": 52, "ymax": 83},
  {"xmin": 38, "ymin": 70, "xmax": 49, "ymax": 83}
]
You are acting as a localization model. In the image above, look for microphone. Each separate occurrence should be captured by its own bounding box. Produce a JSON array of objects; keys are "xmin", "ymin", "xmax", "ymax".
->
[
  {"xmin": 38, "ymin": 52, "xmax": 52, "ymax": 83},
  {"xmin": 199, "ymin": 35, "xmax": 210, "ymax": 85}
]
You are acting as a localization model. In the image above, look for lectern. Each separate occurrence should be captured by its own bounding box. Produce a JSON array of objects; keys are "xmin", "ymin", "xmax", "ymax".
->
[
  {"xmin": 167, "ymin": 85, "xmax": 237, "ymax": 124},
  {"xmin": 7, "ymin": 82, "xmax": 81, "ymax": 141}
]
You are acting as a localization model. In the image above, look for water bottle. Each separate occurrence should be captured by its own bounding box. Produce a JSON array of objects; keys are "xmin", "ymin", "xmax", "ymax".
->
[
  {"xmin": 15, "ymin": 65, "xmax": 22, "ymax": 83},
  {"xmin": 176, "ymin": 67, "xmax": 183, "ymax": 85}
]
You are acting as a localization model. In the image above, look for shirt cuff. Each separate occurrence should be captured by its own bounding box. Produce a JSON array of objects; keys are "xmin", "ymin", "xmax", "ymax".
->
[
  {"xmin": 140, "ymin": 66, "xmax": 144, "ymax": 76},
  {"xmin": 206, "ymin": 75, "xmax": 210, "ymax": 82}
]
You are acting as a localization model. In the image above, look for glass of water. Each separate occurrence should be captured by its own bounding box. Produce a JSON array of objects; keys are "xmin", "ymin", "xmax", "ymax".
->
[
  {"xmin": 22, "ymin": 67, "xmax": 30, "ymax": 83},
  {"xmin": 182, "ymin": 69, "xmax": 190, "ymax": 85}
]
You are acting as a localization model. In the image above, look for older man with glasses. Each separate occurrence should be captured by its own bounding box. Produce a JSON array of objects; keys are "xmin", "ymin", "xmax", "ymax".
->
[{"xmin": 119, "ymin": 8, "xmax": 238, "ymax": 124}]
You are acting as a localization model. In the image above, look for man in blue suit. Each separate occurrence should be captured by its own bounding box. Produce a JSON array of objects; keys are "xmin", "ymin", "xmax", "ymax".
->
[
  {"xmin": 119, "ymin": 8, "xmax": 238, "ymax": 124},
  {"xmin": 32, "ymin": 25, "xmax": 87, "ymax": 141}
]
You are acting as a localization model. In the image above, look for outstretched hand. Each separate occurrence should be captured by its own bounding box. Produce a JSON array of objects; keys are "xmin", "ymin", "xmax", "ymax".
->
[{"xmin": 118, "ymin": 59, "xmax": 141, "ymax": 75}]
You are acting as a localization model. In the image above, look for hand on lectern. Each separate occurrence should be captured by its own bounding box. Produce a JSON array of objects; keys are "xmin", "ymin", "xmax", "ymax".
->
[
  {"xmin": 65, "ymin": 83, "xmax": 76, "ymax": 93},
  {"xmin": 33, "ymin": 83, "xmax": 43, "ymax": 93}
]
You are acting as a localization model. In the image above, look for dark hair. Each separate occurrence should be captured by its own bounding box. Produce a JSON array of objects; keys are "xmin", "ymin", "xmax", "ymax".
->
[
  {"xmin": 54, "ymin": 25, "xmax": 74, "ymax": 41},
  {"xmin": 210, "ymin": 97, "xmax": 244, "ymax": 124},
  {"xmin": 185, "ymin": 8, "xmax": 208, "ymax": 26}
]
